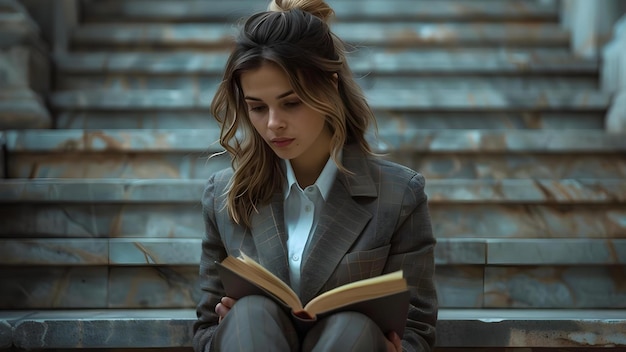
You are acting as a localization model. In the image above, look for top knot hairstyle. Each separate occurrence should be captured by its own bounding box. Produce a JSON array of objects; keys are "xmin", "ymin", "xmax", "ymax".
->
[
  {"xmin": 267, "ymin": 0, "xmax": 334, "ymax": 22},
  {"xmin": 211, "ymin": 0, "xmax": 377, "ymax": 227}
]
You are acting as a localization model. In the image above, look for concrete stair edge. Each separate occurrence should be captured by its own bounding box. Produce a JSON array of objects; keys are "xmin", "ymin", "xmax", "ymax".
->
[
  {"xmin": 53, "ymin": 50, "xmax": 600, "ymax": 75},
  {"xmin": 4, "ymin": 129, "xmax": 625, "ymax": 153},
  {"xmin": 48, "ymin": 89, "xmax": 612, "ymax": 111},
  {"xmin": 80, "ymin": 0, "xmax": 560, "ymax": 23},
  {"xmin": 1, "ymin": 308, "xmax": 624, "ymax": 349},
  {"xmin": 0, "ymin": 178, "xmax": 625, "ymax": 203},
  {"xmin": 0, "ymin": 237, "xmax": 624, "ymax": 266}
]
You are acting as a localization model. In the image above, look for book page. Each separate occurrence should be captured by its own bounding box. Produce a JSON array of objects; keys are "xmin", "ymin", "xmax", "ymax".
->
[
  {"xmin": 304, "ymin": 270, "xmax": 406, "ymax": 315},
  {"xmin": 224, "ymin": 253, "xmax": 303, "ymax": 310}
]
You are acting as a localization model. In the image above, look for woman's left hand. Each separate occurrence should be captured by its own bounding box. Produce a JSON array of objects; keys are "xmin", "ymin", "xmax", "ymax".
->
[{"xmin": 385, "ymin": 331, "xmax": 402, "ymax": 352}]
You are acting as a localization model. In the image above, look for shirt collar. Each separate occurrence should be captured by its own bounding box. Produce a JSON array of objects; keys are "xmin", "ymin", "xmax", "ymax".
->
[{"xmin": 283, "ymin": 151, "xmax": 341, "ymax": 201}]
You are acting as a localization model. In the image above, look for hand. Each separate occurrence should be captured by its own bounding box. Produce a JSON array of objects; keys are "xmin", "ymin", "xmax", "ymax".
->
[
  {"xmin": 385, "ymin": 331, "xmax": 402, "ymax": 352},
  {"xmin": 215, "ymin": 296, "xmax": 237, "ymax": 323}
]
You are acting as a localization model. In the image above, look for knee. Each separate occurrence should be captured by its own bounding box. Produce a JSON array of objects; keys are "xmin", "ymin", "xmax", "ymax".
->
[{"xmin": 228, "ymin": 295, "xmax": 286, "ymax": 319}]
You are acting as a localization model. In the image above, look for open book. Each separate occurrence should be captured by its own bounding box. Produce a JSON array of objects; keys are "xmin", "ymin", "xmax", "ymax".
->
[{"xmin": 216, "ymin": 252, "xmax": 410, "ymax": 337}]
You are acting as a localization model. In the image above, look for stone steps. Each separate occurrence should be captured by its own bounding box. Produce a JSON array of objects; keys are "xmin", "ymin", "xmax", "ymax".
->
[
  {"xmin": 1, "ymin": 177, "xmax": 625, "ymax": 241},
  {"xmin": 49, "ymin": 88, "xmax": 610, "ymax": 111},
  {"xmin": 54, "ymin": 49, "xmax": 599, "ymax": 91},
  {"xmin": 47, "ymin": 87, "xmax": 610, "ymax": 129},
  {"xmin": 69, "ymin": 22, "xmax": 571, "ymax": 50},
  {"xmin": 0, "ymin": 88, "xmax": 51, "ymax": 129},
  {"xmin": 2, "ymin": 308, "xmax": 623, "ymax": 349},
  {"xmin": 1, "ymin": 238, "xmax": 624, "ymax": 266},
  {"xmin": 80, "ymin": 0, "xmax": 559, "ymax": 23},
  {"xmin": 3, "ymin": 129, "xmax": 625, "ymax": 179},
  {"xmin": 54, "ymin": 110, "xmax": 608, "ymax": 130},
  {"xmin": 1, "ymin": 0, "xmax": 623, "ymax": 349},
  {"xmin": 1, "ymin": 225, "xmax": 625, "ymax": 310}
]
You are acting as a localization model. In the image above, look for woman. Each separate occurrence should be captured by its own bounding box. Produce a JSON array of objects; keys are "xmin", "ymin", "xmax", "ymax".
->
[{"xmin": 193, "ymin": 0, "xmax": 437, "ymax": 351}]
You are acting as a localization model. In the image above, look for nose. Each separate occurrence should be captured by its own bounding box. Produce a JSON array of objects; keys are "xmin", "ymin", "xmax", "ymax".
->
[{"xmin": 267, "ymin": 108, "xmax": 286, "ymax": 130}]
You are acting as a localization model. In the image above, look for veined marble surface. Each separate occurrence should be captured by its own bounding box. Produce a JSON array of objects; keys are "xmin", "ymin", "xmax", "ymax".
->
[
  {"xmin": 80, "ymin": 0, "xmax": 559, "ymax": 22},
  {"xmin": 0, "ymin": 262, "xmax": 624, "ymax": 309},
  {"xmin": 1, "ymin": 308, "xmax": 625, "ymax": 348},
  {"xmin": 5, "ymin": 129, "xmax": 624, "ymax": 179},
  {"xmin": 2, "ymin": 238, "xmax": 624, "ymax": 266},
  {"xmin": 3, "ymin": 203, "xmax": 625, "ymax": 239},
  {"xmin": 0, "ymin": 179, "xmax": 624, "ymax": 203},
  {"xmin": 70, "ymin": 22, "xmax": 570, "ymax": 48},
  {"xmin": 48, "ymin": 89, "xmax": 610, "ymax": 110}
]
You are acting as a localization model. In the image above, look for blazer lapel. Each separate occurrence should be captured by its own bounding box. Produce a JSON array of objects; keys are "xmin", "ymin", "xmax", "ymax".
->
[
  {"xmin": 249, "ymin": 193, "xmax": 291, "ymax": 285},
  {"xmin": 299, "ymin": 146, "xmax": 378, "ymax": 303}
]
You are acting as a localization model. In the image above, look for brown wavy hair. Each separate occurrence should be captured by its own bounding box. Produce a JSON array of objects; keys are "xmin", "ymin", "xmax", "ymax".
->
[{"xmin": 211, "ymin": 0, "xmax": 377, "ymax": 227}]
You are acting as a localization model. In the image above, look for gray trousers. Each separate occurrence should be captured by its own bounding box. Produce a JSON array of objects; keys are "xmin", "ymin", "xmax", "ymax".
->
[{"xmin": 212, "ymin": 295, "xmax": 389, "ymax": 352}]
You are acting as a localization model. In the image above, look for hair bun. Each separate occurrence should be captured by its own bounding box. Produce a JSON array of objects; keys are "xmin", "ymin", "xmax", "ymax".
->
[{"xmin": 268, "ymin": 0, "xmax": 334, "ymax": 22}]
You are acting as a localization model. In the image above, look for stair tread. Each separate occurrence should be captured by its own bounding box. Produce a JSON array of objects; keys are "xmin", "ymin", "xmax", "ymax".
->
[
  {"xmin": 82, "ymin": 0, "xmax": 559, "ymax": 22},
  {"xmin": 70, "ymin": 22, "xmax": 570, "ymax": 47},
  {"xmin": 0, "ymin": 89, "xmax": 52, "ymax": 129},
  {"xmin": 55, "ymin": 49, "xmax": 599, "ymax": 74},
  {"xmin": 2, "ymin": 307, "xmax": 623, "ymax": 321},
  {"xmin": 0, "ymin": 238, "xmax": 624, "ymax": 266},
  {"xmin": 2, "ymin": 309, "xmax": 624, "ymax": 348},
  {"xmin": 0, "ymin": 178, "xmax": 624, "ymax": 203},
  {"xmin": 49, "ymin": 89, "xmax": 611, "ymax": 110},
  {"xmin": 5, "ymin": 129, "xmax": 624, "ymax": 152}
]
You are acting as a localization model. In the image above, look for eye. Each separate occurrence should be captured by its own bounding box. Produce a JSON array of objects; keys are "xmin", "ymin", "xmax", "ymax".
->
[
  {"xmin": 248, "ymin": 105, "xmax": 267, "ymax": 113},
  {"xmin": 284, "ymin": 100, "xmax": 301, "ymax": 108}
]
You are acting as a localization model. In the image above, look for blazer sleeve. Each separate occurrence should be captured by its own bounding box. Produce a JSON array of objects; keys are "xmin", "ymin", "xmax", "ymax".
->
[
  {"xmin": 385, "ymin": 173, "xmax": 438, "ymax": 352},
  {"xmin": 192, "ymin": 173, "xmax": 228, "ymax": 352}
]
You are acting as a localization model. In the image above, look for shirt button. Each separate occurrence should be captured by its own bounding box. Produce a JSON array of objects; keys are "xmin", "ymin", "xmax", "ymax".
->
[
  {"xmin": 305, "ymin": 205, "xmax": 312, "ymax": 212},
  {"xmin": 306, "ymin": 188, "xmax": 315, "ymax": 193},
  {"xmin": 292, "ymin": 255, "xmax": 300, "ymax": 261}
]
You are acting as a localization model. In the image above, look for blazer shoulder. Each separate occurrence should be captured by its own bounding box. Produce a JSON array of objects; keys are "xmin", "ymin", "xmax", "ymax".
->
[
  {"xmin": 202, "ymin": 167, "xmax": 233, "ymax": 205},
  {"xmin": 368, "ymin": 156, "xmax": 426, "ymax": 190}
]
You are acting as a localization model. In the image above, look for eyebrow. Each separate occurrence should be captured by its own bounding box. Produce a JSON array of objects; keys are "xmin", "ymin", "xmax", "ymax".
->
[{"xmin": 244, "ymin": 90, "xmax": 295, "ymax": 101}]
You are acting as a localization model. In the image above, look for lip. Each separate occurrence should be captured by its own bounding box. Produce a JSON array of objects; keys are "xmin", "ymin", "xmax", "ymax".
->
[{"xmin": 270, "ymin": 138, "xmax": 294, "ymax": 148}]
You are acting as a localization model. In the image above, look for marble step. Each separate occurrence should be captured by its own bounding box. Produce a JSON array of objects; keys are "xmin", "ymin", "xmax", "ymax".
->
[
  {"xmin": 3, "ymin": 129, "xmax": 624, "ymax": 179},
  {"xmin": 0, "ymin": 238, "xmax": 624, "ymax": 266},
  {"xmin": 1, "ymin": 201, "xmax": 625, "ymax": 239},
  {"xmin": 0, "ymin": 259, "xmax": 624, "ymax": 309},
  {"xmin": 3, "ymin": 309, "xmax": 623, "ymax": 349},
  {"xmin": 56, "ymin": 49, "xmax": 597, "ymax": 75},
  {"xmin": 70, "ymin": 22, "xmax": 570, "ymax": 50},
  {"xmin": 81, "ymin": 0, "xmax": 559, "ymax": 23},
  {"xmin": 54, "ymin": 50, "xmax": 599, "ymax": 91},
  {"xmin": 49, "ymin": 89, "xmax": 610, "ymax": 112},
  {"xmin": 58, "ymin": 74, "xmax": 599, "ymax": 92},
  {"xmin": 0, "ymin": 178, "xmax": 624, "ymax": 205},
  {"xmin": 0, "ymin": 88, "xmax": 51, "ymax": 129},
  {"xmin": 54, "ymin": 110, "xmax": 607, "ymax": 130}
]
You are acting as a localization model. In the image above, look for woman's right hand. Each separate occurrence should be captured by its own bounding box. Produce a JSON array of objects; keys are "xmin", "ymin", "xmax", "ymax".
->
[{"xmin": 215, "ymin": 296, "xmax": 237, "ymax": 322}]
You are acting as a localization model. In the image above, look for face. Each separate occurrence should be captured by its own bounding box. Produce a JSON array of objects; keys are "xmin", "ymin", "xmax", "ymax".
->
[{"xmin": 240, "ymin": 62, "xmax": 333, "ymax": 173}]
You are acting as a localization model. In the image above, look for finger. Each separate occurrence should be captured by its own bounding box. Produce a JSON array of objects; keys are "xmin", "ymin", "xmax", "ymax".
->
[
  {"xmin": 215, "ymin": 302, "xmax": 229, "ymax": 318},
  {"xmin": 221, "ymin": 296, "xmax": 237, "ymax": 308},
  {"xmin": 387, "ymin": 332, "xmax": 402, "ymax": 351}
]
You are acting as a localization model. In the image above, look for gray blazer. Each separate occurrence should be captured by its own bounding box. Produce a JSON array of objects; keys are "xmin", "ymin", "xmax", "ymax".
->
[{"xmin": 193, "ymin": 145, "xmax": 438, "ymax": 351}]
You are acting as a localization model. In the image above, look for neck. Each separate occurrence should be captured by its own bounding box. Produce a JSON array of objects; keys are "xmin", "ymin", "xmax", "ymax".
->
[{"xmin": 290, "ymin": 154, "xmax": 330, "ymax": 188}]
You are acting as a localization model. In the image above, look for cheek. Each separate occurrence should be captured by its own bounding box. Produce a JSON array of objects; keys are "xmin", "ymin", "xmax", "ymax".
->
[{"xmin": 249, "ymin": 118, "xmax": 264, "ymax": 133}]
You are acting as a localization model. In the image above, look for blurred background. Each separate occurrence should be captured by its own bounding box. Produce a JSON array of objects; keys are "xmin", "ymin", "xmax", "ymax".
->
[{"xmin": 0, "ymin": 0, "xmax": 625, "ymax": 351}]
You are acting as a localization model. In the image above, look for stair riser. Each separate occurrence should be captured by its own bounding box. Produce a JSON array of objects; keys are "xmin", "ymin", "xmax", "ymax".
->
[
  {"xmin": 2, "ymin": 204, "xmax": 625, "ymax": 239},
  {"xmin": 54, "ymin": 111, "xmax": 606, "ymax": 130},
  {"xmin": 80, "ymin": 0, "xmax": 559, "ymax": 23},
  {"xmin": 0, "ymin": 265, "xmax": 624, "ymax": 309},
  {"xmin": 69, "ymin": 23, "xmax": 571, "ymax": 51},
  {"xmin": 6, "ymin": 153, "xmax": 625, "ymax": 179},
  {"xmin": 55, "ymin": 75, "xmax": 599, "ymax": 91}
]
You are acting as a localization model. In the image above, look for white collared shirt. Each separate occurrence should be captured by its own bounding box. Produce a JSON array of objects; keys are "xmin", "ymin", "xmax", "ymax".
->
[{"xmin": 283, "ymin": 155, "xmax": 339, "ymax": 295}]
